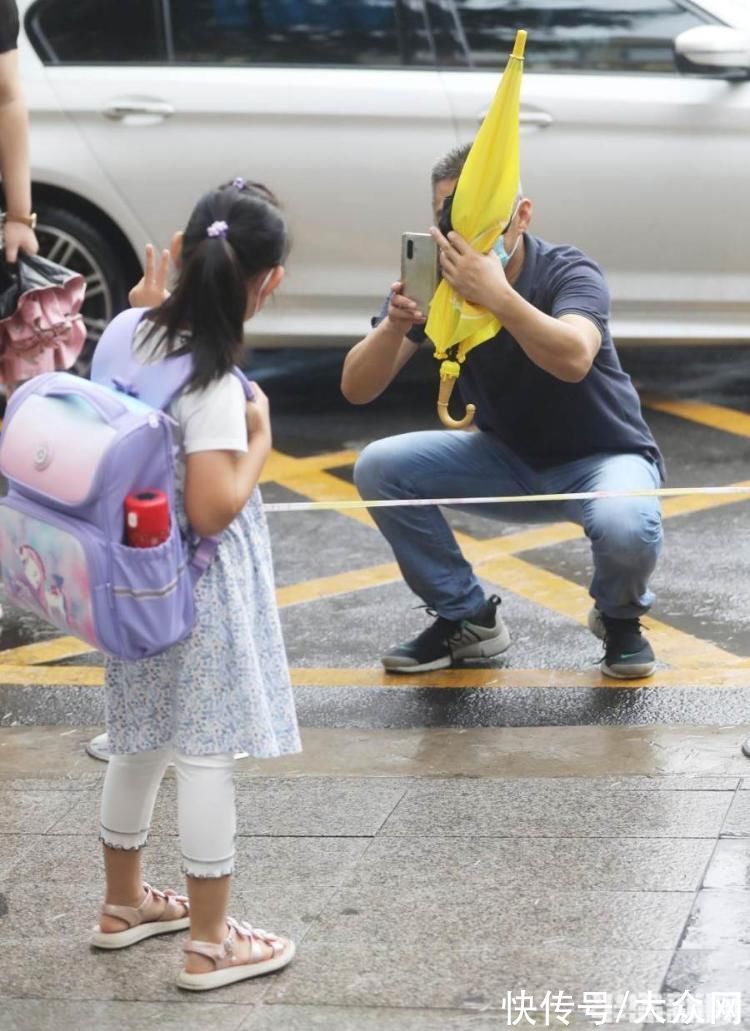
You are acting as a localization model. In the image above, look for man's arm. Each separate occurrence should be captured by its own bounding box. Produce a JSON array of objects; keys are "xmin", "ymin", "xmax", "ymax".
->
[
  {"xmin": 0, "ymin": 47, "xmax": 39, "ymax": 261},
  {"xmin": 431, "ymin": 228, "xmax": 601, "ymax": 383},
  {"xmin": 341, "ymin": 282, "xmax": 423, "ymax": 404},
  {"xmin": 487, "ymin": 291, "xmax": 601, "ymax": 383}
]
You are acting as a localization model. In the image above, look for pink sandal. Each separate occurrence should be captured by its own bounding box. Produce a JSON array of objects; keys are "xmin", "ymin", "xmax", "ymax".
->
[
  {"xmin": 91, "ymin": 883, "xmax": 190, "ymax": 949},
  {"xmin": 177, "ymin": 916, "xmax": 295, "ymax": 991}
]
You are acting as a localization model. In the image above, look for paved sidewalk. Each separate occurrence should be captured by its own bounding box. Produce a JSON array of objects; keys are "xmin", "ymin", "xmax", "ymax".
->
[{"xmin": 1, "ymin": 724, "xmax": 749, "ymax": 1031}]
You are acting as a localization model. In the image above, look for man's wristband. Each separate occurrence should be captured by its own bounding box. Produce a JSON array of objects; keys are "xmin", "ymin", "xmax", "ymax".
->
[{"xmin": 0, "ymin": 212, "xmax": 37, "ymax": 229}]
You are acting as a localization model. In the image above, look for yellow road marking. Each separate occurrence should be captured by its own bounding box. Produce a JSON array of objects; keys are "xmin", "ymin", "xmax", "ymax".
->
[
  {"xmin": 275, "ymin": 526, "xmax": 587, "ymax": 609},
  {"xmin": 5, "ymin": 472, "xmax": 750, "ymax": 666},
  {"xmin": 276, "ymin": 476, "xmax": 750, "ymax": 610},
  {"xmin": 0, "ymin": 637, "xmax": 94, "ymax": 666},
  {"xmin": 478, "ymin": 553, "xmax": 744, "ymax": 669},
  {"xmin": 6, "ymin": 405, "xmax": 750, "ymax": 671},
  {"xmin": 272, "ymin": 466, "xmax": 376, "ymax": 529},
  {"xmin": 0, "ymin": 664, "xmax": 748, "ymax": 690},
  {"xmin": 661, "ymin": 480, "xmax": 750, "ymax": 519},
  {"xmin": 277, "ymin": 561, "xmax": 401, "ymax": 608},
  {"xmin": 6, "ymin": 474, "xmax": 750, "ymax": 662},
  {"xmin": 261, "ymin": 447, "xmax": 376, "ymax": 528},
  {"xmin": 647, "ymin": 398, "xmax": 750, "ymax": 438},
  {"xmin": 290, "ymin": 666, "xmax": 750, "ymax": 689},
  {"xmin": 261, "ymin": 448, "xmax": 359, "ymax": 484},
  {"xmin": 0, "ymin": 665, "xmax": 105, "ymax": 686}
]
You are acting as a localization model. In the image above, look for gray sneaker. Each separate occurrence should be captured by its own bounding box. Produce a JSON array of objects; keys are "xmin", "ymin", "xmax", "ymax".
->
[{"xmin": 382, "ymin": 595, "xmax": 511, "ymax": 673}]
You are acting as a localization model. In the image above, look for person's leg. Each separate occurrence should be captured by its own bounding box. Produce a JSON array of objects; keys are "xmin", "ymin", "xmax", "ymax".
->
[
  {"xmin": 354, "ymin": 429, "xmax": 537, "ymax": 620},
  {"xmin": 555, "ymin": 452, "xmax": 662, "ymax": 676},
  {"xmin": 175, "ymin": 753, "xmax": 288, "ymax": 978},
  {"xmin": 177, "ymin": 751, "xmax": 236, "ymax": 948},
  {"xmin": 98, "ymin": 747, "xmax": 182, "ymax": 934},
  {"xmin": 559, "ymin": 453, "xmax": 662, "ymax": 619}
]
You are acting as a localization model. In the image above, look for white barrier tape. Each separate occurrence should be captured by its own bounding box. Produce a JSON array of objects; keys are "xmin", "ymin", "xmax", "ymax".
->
[{"xmin": 263, "ymin": 484, "xmax": 750, "ymax": 514}]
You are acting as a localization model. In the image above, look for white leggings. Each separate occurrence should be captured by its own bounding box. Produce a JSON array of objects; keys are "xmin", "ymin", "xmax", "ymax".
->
[{"xmin": 100, "ymin": 749, "xmax": 236, "ymax": 878}]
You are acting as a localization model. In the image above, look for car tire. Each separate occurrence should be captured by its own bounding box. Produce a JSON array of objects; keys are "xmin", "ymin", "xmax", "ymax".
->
[{"xmin": 34, "ymin": 203, "xmax": 132, "ymax": 375}]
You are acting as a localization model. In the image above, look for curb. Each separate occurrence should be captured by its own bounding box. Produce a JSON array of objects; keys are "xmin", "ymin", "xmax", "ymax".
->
[{"xmin": 3, "ymin": 677, "xmax": 750, "ymax": 729}]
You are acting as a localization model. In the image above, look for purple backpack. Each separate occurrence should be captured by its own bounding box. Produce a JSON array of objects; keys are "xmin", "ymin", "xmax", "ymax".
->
[{"xmin": 0, "ymin": 307, "xmax": 252, "ymax": 660}]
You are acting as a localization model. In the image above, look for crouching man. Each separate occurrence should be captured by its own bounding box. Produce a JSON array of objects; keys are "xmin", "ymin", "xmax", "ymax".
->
[{"xmin": 341, "ymin": 144, "xmax": 664, "ymax": 679}]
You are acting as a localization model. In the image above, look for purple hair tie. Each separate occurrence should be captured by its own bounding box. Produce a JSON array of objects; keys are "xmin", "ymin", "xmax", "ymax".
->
[
  {"xmin": 207, "ymin": 220, "xmax": 229, "ymax": 239},
  {"xmin": 232, "ymin": 177, "xmax": 246, "ymax": 190}
]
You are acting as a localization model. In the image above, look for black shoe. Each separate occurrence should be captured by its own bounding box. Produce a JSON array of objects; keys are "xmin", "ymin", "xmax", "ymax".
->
[
  {"xmin": 382, "ymin": 595, "xmax": 511, "ymax": 673},
  {"xmin": 590, "ymin": 608, "xmax": 656, "ymax": 679}
]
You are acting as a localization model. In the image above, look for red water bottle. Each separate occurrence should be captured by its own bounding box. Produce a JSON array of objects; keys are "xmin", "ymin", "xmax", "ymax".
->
[{"xmin": 125, "ymin": 490, "xmax": 170, "ymax": 548}]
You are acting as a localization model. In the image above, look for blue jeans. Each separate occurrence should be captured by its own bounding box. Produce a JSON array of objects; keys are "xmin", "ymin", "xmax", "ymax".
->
[{"xmin": 354, "ymin": 431, "xmax": 663, "ymax": 622}]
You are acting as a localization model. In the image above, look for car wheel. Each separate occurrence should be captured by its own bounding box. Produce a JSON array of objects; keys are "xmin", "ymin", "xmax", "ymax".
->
[{"xmin": 34, "ymin": 205, "xmax": 131, "ymax": 376}]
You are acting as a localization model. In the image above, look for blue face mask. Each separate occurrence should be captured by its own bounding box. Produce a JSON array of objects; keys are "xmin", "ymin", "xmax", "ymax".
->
[
  {"xmin": 492, "ymin": 202, "xmax": 522, "ymax": 267},
  {"xmin": 493, "ymin": 233, "xmax": 521, "ymax": 268}
]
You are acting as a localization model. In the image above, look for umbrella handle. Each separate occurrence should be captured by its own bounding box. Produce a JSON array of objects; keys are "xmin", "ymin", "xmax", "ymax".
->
[{"xmin": 437, "ymin": 375, "xmax": 476, "ymax": 430}]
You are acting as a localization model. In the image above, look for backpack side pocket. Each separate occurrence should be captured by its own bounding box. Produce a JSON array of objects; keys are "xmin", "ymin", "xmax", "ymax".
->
[{"xmin": 108, "ymin": 523, "xmax": 195, "ymax": 661}]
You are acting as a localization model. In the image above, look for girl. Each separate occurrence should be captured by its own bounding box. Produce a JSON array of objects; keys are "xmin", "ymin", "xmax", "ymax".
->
[{"xmin": 90, "ymin": 180, "xmax": 301, "ymax": 991}]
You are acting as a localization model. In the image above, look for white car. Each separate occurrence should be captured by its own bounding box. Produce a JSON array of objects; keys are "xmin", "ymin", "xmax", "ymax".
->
[{"xmin": 15, "ymin": 0, "xmax": 750, "ymax": 350}]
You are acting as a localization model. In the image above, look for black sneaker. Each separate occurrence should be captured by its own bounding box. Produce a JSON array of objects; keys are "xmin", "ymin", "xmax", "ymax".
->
[
  {"xmin": 382, "ymin": 595, "xmax": 511, "ymax": 673},
  {"xmin": 589, "ymin": 607, "xmax": 656, "ymax": 679}
]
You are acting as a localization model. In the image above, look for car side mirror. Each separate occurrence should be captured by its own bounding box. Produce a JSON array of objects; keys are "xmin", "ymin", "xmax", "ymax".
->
[{"xmin": 675, "ymin": 25, "xmax": 750, "ymax": 78}]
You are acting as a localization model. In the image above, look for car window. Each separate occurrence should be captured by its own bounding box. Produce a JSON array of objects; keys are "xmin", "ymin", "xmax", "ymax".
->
[
  {"xmin": 427, "ymin": 0, "xmax": 709, "ymax": 73},
  {"xmin": 27, "ymin": 0, "xmax": 168, "ymax": 64},
  {"xmin": 169, "ymin": 0, "xmax": 435, "ymax": 67}
]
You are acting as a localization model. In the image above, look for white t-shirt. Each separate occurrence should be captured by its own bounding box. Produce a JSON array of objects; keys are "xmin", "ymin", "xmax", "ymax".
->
[
  {"xmin": 133, "ymin": 324, "xmax": 248, "ymax": 474},
  {"xmin": 171, "ymin": 375, "xmax": 247, "ymax": 458}
]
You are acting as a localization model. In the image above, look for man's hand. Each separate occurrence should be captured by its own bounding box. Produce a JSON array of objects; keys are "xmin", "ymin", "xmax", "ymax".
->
[
  {"xmin": 430, "ymin": 227, "xmax": 510, "ymax": 312},
  {"xmin": 385, "ymin": 281, "xmax": 426, "ymax": 334},
  {"xmin": 3, "ymin": 220, "xmax": 38, "ymax": 263},
  {"xmin": 340, "ymin": 281, "xmax": 422, "ymax": 404},
  {"xmin": 129, "ymin": 244, "xmax": 171, "ymax": 307}
]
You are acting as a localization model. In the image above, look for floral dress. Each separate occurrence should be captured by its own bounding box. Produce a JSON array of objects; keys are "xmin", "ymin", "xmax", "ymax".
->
[{"xmin": 104, "ymin": 485, "xmax": 301, "ymax": 758}]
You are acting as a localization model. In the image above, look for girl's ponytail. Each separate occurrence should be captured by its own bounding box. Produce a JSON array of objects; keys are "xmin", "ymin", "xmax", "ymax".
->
[{"xmin": 144, "ymin": 182, "xmax": 288, "ymax": 390}]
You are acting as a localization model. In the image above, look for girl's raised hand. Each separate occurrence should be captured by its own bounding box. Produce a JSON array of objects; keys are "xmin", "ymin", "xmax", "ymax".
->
[{"xmin": 129, "ymin": 244, "xmax": 171, "ymax": 307}]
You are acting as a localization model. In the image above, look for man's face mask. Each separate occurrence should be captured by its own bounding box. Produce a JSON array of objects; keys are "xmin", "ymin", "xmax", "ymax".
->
[
  {"xmin": 493, "ymin": 232, "xmax": 522, "ymax": 268},
  {"xmin": 492, "ymin": 201, "xmax": 522, "ymax": 267}
]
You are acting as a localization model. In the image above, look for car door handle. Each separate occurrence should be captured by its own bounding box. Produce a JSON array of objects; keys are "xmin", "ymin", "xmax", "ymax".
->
[
  {"xmin": 103, "ymin": 99, "xmax": 175, "ymax": 121},
  {"xmin": 477, "ymin": 108, "xmax": 553, "ymax": 129},
  {"xmin": 521, "ymin": 110, "xmax": 553, "ymax": 128}
]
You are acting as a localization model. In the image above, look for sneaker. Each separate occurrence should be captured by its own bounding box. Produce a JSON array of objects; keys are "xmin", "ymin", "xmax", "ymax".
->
[
  {"xmin": 382, "ymin": 595, "xmax": 511, "ymax": 673},
  {"xmin": 588, "ymin": 606, "xmax": 656, "ymax": 679}
]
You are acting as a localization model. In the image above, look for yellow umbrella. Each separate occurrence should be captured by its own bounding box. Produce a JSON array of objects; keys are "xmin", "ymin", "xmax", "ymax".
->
[{"xmin": 426, "ymin": 29, "xmax": 527, "ymax": 430}]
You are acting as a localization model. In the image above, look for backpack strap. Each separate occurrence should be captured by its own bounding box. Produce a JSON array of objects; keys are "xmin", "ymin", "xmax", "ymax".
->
[
  {"xmin": 92, "ymin": 307, "xmax": 255, "ymax": 405},
  {"xmin": 91, "ymin": 308, "xmax": 193, "ymax": 408},
  {"xmin": 231, "ymin": 366, "xmax": 255, "ymax": 401}
]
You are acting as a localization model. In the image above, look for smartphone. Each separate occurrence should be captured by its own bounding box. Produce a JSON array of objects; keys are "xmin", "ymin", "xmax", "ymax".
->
[{"xmin": 400, "ymin": 232, "xmax": 439, "ymax": 314}]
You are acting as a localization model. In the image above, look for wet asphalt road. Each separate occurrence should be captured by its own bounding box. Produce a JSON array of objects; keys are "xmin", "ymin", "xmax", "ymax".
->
[{"xmin": 2, "ymin": 343, "xmax": 750, "ymax": 728}]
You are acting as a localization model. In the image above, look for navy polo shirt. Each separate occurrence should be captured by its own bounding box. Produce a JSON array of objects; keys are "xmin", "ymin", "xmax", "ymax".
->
[{"xmin": 376, "ymin": 232, "xmax": 664, "ymax": 479}]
